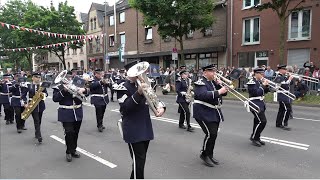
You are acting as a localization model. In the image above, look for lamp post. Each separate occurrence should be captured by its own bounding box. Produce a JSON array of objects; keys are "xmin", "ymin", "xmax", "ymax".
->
[{"xmin": 104, "ymin": 0, "xmax": 109, "ymax": 71}]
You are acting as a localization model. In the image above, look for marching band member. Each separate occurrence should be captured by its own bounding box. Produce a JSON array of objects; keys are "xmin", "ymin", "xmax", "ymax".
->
[
  {"xmin": 110, "ymin": 69, "xmax": 117, "ymax": 102},
  {"xmin": 52, "ymin": 70, "xmax": 88, "ymax": 162},
  {"xmin": 10, "ymin": 73, "xmax": 28, "ymax": 133},
  {"xmin": 193, "ymin": 64, "xmax": 228, "ymax": 167},
  {"xmin": 175, "ymin": 70, "xmax": 194, "ymax": 132},
  {"xmin": 115, "ymin": 61, "xmax": 165, "ymax": 179},
  {"xmin": 0, "ymin": 74, "xmax": 14, "ymax": 125},
  {"xmin": 89, "ymin": 69, "xmax": 110, "ymax": 132},
  {"xmin": 26, "ymin": 72, "xmax": 49, "ymax": 143},
  {"xmin": 115, "ymin": 69, "xmax": 126, "ymax": 84},
  {"xmin": 247, "ymin": 68, "xmax": 269, "ymax": 147},
  {"xmin": 275, "ymin": 65, "xmax": 293, "ymax": 131}
]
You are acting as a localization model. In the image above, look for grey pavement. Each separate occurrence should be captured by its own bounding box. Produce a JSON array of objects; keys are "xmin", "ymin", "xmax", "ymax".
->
[{"xmin": 1, "ymin": 89, "xmax": 320, "ymax": 178}]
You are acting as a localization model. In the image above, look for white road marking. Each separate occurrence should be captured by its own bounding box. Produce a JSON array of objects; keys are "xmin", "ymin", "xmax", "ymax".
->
[
  {"xmin": 293, "ymin": 117, "xmax": 320, "ymax": 122},
  {"xmin": 260, "ymin": 137, "xmax": 309, "ymax": 150},
  {"xmin": 50, "ymin": 135, "xmax": 117, "ymax": 168}
]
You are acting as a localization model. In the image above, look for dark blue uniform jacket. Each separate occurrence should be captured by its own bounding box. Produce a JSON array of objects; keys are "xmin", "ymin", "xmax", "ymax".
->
[
  {"xmin": 247, "ymin": 78, "xmax": 270, "ymax": 112},
  {"xmin": 90, "ymin": 77, "xmax": 109, "ymax": 106}
]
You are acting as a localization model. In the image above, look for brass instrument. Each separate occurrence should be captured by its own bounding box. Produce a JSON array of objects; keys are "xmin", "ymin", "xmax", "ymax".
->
[
  {"xmin": 215, "ymin": 72, "xmax": 261, "ymax": 113},
  {"xmin": 54, "ymin": 70, "xmax": 87, "ymax": 102},
  {"xmin": 126, "ymin": 62, "xmax": 165, "ymax": 116},
  {"xmin": 185, "ymin": 78, "xmax": 194, "ymax": 103},
  {"xmin": 261, "ymin": 78, "xmax": 296, "ymax": 101},
  {"xmin": 21, "ymin": 86, "xmax": 46, "ymax": 120},
  {"xmin": 287, "ymin": 72, "xmax": 319, "ymax": 84}
]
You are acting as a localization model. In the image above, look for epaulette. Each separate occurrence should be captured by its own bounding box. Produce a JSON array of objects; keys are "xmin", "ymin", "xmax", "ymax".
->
[
  {"xmin": 194, "ymin": 79, "xmax": 205, "ymax": 85},
  {"xmin": 113, "ymin": 82, "xmax": 127, "ymax": 91},
  {"xmin": 176, "ymin": 77, "xmax": 181, "ymax": 82},
  {"xmin": 246, "ymin": 79, "xmax": 256, "ymax": 85}
]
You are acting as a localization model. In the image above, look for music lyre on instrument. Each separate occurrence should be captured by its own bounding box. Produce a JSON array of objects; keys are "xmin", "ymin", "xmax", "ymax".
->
[
  {"xmin": 262, "ymin": 77, "xmax": 296, "ymax": 101},
  {"xmin": 126, "ymin": 62, "xmax": 165, "ymax": 116},
  {"xmin": 215, "ymin": 71, "xmax": 261, "ymax": 113}
]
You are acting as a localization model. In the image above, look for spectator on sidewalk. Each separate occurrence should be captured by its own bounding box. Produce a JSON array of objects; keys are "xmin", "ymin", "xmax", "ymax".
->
[
  {"xmin": 303, "ymin": 61, "xmax": 316, "ymax": 74},
  {"xmin": 264, "ymin": 66, "xmax": 274, "ymax": 80},
  {"xmin": 294, "ymin": 78, "xmax": 309, "ymax": 100}
]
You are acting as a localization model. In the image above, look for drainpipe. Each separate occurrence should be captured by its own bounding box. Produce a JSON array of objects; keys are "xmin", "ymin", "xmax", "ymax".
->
[{"xmin": 230, "ymin": 0, "xmax": 233, "ymax": 67}]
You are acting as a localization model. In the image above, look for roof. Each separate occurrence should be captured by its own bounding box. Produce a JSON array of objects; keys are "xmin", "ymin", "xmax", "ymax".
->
[{"xmin": 80, "ymin": 13, "xmax": 88, "ymax": 23}]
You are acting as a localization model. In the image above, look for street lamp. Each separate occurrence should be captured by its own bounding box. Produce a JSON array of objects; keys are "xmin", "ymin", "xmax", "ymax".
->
[{"xmin": 104, "ymin": 0, "xmax": 109, "ymax": 71}]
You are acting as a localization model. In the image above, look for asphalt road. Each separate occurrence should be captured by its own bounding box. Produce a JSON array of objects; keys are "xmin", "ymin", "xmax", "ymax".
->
[{"xmin": 1, "ymin": 89, "xmax": 320, "ymax": 179}]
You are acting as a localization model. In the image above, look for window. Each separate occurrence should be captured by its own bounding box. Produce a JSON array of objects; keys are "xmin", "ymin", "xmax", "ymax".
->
[
  {"xmin": 119, "ymin": 12, "xmax": 125, "ymax": 23},
  {"xmin": 90, "ymin": 19, "xmax": 93, "ymax": 30},
  {"xmin": 109, "ymin": 35, "xmax": 115, "ymax": 47},
  {"xmin": 204, "ymin": 28, "xmax": 213, "ymax": 37},
  {"xmin": 67, "ymin": 48, "xmax": 70, "ymax": 55},
  {"xmin": 243, "ymin": 0, "xmax": 260, "ymax": 9},
  {"xmin": 287, "ymin": 49, "xmax": 310, "ymax": 67},
  {"xmin": 145, "ymin": 27, "xmax": 153, "ymax": 40},
  {"xmin": 238, "ymin": 52, "xmax": 255, "ymax": 67},
  {"xmin": 89, "ymin": 39, "xmax": 93, "ymax": 53},
  {"xmin": 94, "ymin": 18, "xmax": 97, "ymax": 29},
  {"xmin": 243, "ymin": 17, "xmax": 260, "ymax": 45},
  {"xmin": 109, "ymin": 15, "xmax": 114, "ymax": 26},
  {"xmin": 288, "ymin": 9, "xmax": 311, "ymax": 40},
  {"xmin": 72, "ymin": 49, "xmax": 77, "ymax": 55},
  {"xmin": 120, "ymin": 33, "xmax": 125, "ymax": 46},
  {"xmin": 186, "ymin": 30, "xmax": 194, "ymax": 39},
  {"xmin": 80, "ymin": 47, "xmax": 83, "ymax": 53},
  {"xmin": 73, "ymin": 63, "xmax": 77, "ymax": 69},
  {"xmin": 96, "ymin": 38, "xmax": 101, "ymax": 52}
]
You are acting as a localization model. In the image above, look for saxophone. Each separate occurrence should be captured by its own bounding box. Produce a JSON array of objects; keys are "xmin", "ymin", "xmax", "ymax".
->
[
  {"xmin": 185, "ymin": 78, "xmax": 194, "ymax": 103},
  {"xmin": 21, "ymin": 86, "xmax": 45, "ymax": 120}
]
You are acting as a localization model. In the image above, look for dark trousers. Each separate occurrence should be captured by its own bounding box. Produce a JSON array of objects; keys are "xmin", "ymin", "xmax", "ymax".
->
[
  {"xmin": 276, "ymin": 102, "xmax": 292, "ymax": 126},
  {"xmin": 14, "ymin": 106, "xmax": 25, "ymax": 129},
  {"xmin": 62, "ymin": 121, "xmax": 82, "ymax": 154},
  {"xmin": 251, "ymin": 111, "xmax": 267, "ymax": 140},
  {"xmin": 196, "ymin": 119, "xmax": 219, "ymax": 157},
  {"xmin": 0, "ymin": 103, "xmax": 2, "ymax": 115},
  {"xmin": 4, "ymin": 104, "xmax": 14, "ymax": 122},
  {"xmin": 95, "ymin": 105, "xmax": 106, "ymax": 128},
  {"xmin": 110, "ymin": 88, "xmax": 115, "ymax": 101},
  {"xmin": 178, "ymin": 102, "xmax": 191, "ymax": 127},
  {"xmin": 128, "ymin": 141, "xmax": 150, "ymax": 179},
  {"xmin": 32, "ymin": 111, "xmax": 43, "ymax": 138}
]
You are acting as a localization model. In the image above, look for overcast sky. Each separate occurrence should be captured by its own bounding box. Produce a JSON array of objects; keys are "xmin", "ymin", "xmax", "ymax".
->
[{"xmin": 1, "ymin": 0, "xmax": 116, "ymax": 14}]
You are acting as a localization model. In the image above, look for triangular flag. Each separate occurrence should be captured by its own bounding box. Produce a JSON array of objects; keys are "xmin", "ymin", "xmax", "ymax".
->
[
  {"xmin": 1, "ymin": 23, "xmax": 4, "ymax": 27},
  {"xmin": 54, "ymin": 33, "xmax": 57, "ymax": 38},
  {"xmin": 48, "ymin": 32, "xmax": 51, "ymax": 37},
  {"xmin": 6, "ymin": 24, "xmax": 10, "ymax": 29},
  {"xmin": 16, "ymin": 26, "xmax": 20, "ymax": 30},
  {"xmin": 11, "ymin": 25, "xmax": 15, "ymax": 29},
  {"xmin": 21, "ymin": 27, "xmax": 25, "ymax": 31}
]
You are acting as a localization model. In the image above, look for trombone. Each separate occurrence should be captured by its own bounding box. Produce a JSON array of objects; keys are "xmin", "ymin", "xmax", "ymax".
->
[
  {"xmin": 215, "ymin": 73, "xmax": 261, "ymax": 113},
  {"xmin": 261, "ymin": 78, "xmax": 296, "ymax": 101},
  {"xmin": 287, "ymin": 72, "xmax": 319, "ymax": 84}
]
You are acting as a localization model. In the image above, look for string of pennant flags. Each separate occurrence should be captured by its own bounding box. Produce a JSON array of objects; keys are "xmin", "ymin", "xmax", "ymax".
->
[
  {"xmin": 0, "ymin": 39, "xmax": 85, "ymax": 52},
  {"xmin": 0, "ymin": 21, "xmax": 105, "ymax": 40}
]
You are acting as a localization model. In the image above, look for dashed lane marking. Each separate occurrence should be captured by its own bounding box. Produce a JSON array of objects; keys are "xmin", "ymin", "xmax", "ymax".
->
[
  {"xmin": 293, "ymin": 117, "xmax": 320, "ymax": 122},
  {"xmin": 50, "ymin": 135, "xmax": 117, "ymax": 168}
]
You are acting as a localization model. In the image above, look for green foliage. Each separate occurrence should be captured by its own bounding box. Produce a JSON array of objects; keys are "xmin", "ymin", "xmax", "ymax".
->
[{"xmin": 130, "ymin": 0, "xmax": 215, "ymax": 65}]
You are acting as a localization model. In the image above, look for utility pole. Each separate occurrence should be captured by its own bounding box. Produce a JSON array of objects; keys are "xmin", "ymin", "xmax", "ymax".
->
[{"xmin": 104, "ymin": 1, "xmax": 109, "ymax": 71}]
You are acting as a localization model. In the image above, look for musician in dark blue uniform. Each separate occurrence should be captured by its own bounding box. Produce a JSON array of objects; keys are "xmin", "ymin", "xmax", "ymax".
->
[
  {"xmin": 247, "ymin": 68, "xmax": 270, "ymax": 147},
  {"xmin": 193, "ymin": 64, "xmax": 228, "ymax": 167},
  {"xmin": 26, "ymin": 72, "xmax": 49, "ymax": 143},
  {"xmin": 275, "ymin": 65, "xmax": 294, "ymax": 131},
  {"xmin": 0, "ymin": 74, "xmax": 14, "ymax": 124},
  {"xmin": 89, "ymin": 69, "xmax": 109, "ymax": 132},
  {"xmin": 115, "ymin": 61, "xmax": 165, "ymax": 179},
  {"xmin": 176, "ymin": 70, "xmax": 194, "ymax": 132},
  {"xmin": 10, "ymin": 73, "xmax": 28, "ymax": 133},
  {"xmin": 52, "ymin": 71, "xmax": 88, "ymax": 162},
  {"xmin": 110, "ymin": 69, "xmax": 117, "ymax": 102},
  {"xmin": 115, "ymin": 69, "xmax": 126, "ymax": 84}
]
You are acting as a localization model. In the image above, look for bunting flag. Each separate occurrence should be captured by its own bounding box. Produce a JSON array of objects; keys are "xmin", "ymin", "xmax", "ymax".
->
[
  {"xmin": 0, "ymin": 21, "xmax": 107, "ymax": 40},
  {"xmin": 2, "ymin": 39, "xmax": 85, "ymax": 52}
]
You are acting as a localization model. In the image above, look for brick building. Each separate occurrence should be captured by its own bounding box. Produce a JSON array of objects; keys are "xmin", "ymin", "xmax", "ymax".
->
[
  {"xmin": 228, "ymin": 0, "xmax": 320, "ymax": 69},
  {"xmin": 85, "ymin": 0, "xmax": 228, "ymax": 70}
]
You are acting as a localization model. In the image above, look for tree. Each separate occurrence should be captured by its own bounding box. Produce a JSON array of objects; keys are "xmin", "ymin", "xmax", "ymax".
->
[
  {"xmin": 254, "ymin": 0, "xmax": 305, "ymax": 64},
  {"xmin": 130, "ymin": 0, "xmax": 215, "ymax": 66},
  {"xmin": 36, "ymin": 2, "xmax": 85, "ymax": 70}
]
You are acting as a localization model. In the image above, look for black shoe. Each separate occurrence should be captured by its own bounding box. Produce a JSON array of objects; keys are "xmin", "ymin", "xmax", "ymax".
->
[
  {"xmin": 200, "ymin": 154, "xmax": 214, "ymax": 167},
  {"xmin": 209, "ymin": 156, "xmax": 220, "ymax": 165},
  {"xmin": 38, "ymin": 137, "xmax": 43, "ymax": 143},
  {"xmin": 10, "ymin": 121, "xmax": 14, "ymax": 124},
  {"xmin": 98, "ymin": 126, "xmax": 103, "ymax": 132},
  {"xmin": 257, "ymin": 140, "xmax": 265, "ymax": 146},
  {"xmin": 282, "ymin": 126, "xmax": 291, "ymax": 131},
  {"xmin": 179, "ymin": 125, "xmax": 186, "ymax": 129},
  {"xmin": 71, "ymin": 152, "xmax": 81, "ymax": 158},
  {"xmin": 17, "ymin": 129, "xmax": 22, "ymax": 133},
  {"xmin": 102, "ymin": 126, "xmax": 106, "ymax": 129},
  {"xmin": 187, "ymin": 127, "xmax": 194, "ymax": 132},
  {"xmin": 66, "ymin": 154, "xmax": 72, "ymax": 162},
  {"xmin": 251, "ymin": 140, "xmax": 261, "ymax": 147},
  {"xmin": 22, "ymin": 127, "xmax": 27, "ymax": 130},
  {"xmin": 249, "ymin": 137, "xmax": 254, "ymax": 141},
  {"xmin": 6, "ymin": 121, "xmax": 10, "ymax": 125}
]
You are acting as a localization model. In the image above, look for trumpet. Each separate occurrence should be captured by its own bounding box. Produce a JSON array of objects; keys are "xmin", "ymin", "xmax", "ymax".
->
[
  {"xmin": 261, "ymin": 78, "xmax": 296, "ymax": 101},
  {"xmin": 214, "ymin": 73, "xmax": 261, "ymax": 113},
  {"xmin": 287, "ymin": 72, "xmax": 319, "ymax": 84}
]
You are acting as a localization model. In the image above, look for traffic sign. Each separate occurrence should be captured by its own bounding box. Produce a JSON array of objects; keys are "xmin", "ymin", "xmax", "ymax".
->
[{"xmin": 172, "ymin": 48, "xmax": 178, "ymax": 60}]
